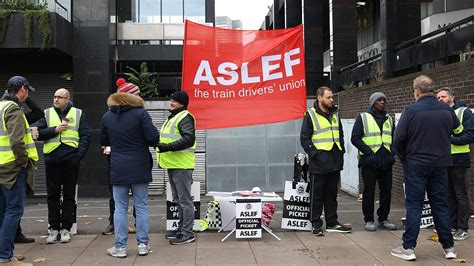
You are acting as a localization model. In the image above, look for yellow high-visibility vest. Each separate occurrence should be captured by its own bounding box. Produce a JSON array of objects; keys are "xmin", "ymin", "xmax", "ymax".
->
[
  {"xmin": 0, "ymin": 101, "xmax": 38, "ymax": 165},
  {"xmin": 360, "ymin": 112, "xmax": 393, "ymax": 155},
  {"xmin": 307, "ymin": 107, "xmax": 342, "ymax": 151},
  {"xmin": 43, "ymin": 107, "xmax": 82, "ymax": 154},
  {"xmin": 157, "ymin": 110, "xmax": 196, "ymax": 169},
  {"xmin": 452, "ymin": 107, "xmax": 470, "ymax": 154}
]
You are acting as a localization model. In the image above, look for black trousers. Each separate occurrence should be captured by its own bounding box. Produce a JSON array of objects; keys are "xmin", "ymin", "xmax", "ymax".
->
[
  {"xmin": 448, "ymin": 166, "xmax": 470, "ymax": 230},
  {"xmin": 309, "ymin": 171, "xmax": 340, "ymax": 228},
  {"xmin": 46, "ymin": 156, "xmax": 79, "ymax": 231},
  {"xmin": 361, "ymin": 167, "xmax": 392, "ymax": 223}
]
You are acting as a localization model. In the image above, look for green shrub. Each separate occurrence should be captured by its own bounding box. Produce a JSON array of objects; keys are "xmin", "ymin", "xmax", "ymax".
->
[{"xmin": 123, "ymin": 62, "xmax": 159, "ymax": 98}]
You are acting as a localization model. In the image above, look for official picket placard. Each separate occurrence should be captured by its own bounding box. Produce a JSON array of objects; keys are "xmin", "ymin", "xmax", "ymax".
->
[
  {"xmin": 236, "ymin": 199, "xmax": 262, "ymax": 238},
  {"xmin": 281, "ymin": 181, "xmax": 312, "ymax": 231},
  {"xmin": 166, "ymin": 182, "xmax": 201, "ymax": 231},
  {"xmin": 403, "ymin": 183, "xmax": 433, "ymax": 228},
  {"xmin": 420, "ymin": 192, "xmax": 433, "ymax": 228}
]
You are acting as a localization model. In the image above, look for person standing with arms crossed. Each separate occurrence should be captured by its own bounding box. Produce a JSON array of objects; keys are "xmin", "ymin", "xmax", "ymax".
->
[
  {"xmin": 351, "ymin": 92, "xmax": 397, "ymax": 231},
  {"xmin": 436, "ymin": 87, "xmax": 474, "ymax": 241}
]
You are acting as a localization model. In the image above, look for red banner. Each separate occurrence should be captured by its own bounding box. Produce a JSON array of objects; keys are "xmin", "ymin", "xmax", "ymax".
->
[{"xmin": 182, "ymin": 20, "xmax": 306, "ymax": 130}]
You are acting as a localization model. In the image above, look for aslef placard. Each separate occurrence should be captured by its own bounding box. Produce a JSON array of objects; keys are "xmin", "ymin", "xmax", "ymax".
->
[
  {"xmin": 166, "ymin": 182, "xmax": 201, "ymax": 231},
  {"xmin": 420, "ymin": 192, "xmax": 433, "ymax": 228},
  {"xmin": 236, "ymin": 199, "xmax": 262, "ymax": 238},
  {"xmin": 281, "ymin": 181, "xmax": 312, "ymax": 230}
]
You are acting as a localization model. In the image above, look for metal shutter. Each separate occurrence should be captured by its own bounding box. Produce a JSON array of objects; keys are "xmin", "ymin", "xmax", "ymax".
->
[
  {"xmin": 0, "ymin": 73, "xmax": 73, "ymax": 196},
  {"xmin": 147, "ymin": 107, "xmax": 206, "ymax": 195}
]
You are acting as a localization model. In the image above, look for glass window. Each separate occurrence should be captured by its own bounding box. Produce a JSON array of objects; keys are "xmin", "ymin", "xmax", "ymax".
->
[
  {"xmin": 117, "ymin": 0, "xmax": 133, "ymax": 22},
  {"xmin": 184, "ymin": 0, "xmax": 205, "ymax": 23},
  {"xmin": 162, "ymin": 0, "xmax": 183, "ymax": 23},
  {"xmin": 139, "ymin": 0, "xmax": 161, "ymax": 23},
  {"xmin": 447, "ymin": 0, "xmax": 474, "ymax": 12}
]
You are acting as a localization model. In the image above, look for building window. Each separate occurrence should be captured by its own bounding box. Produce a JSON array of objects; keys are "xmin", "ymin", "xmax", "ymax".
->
[
  {"xmin": 184, "ymin": 0, "xmax": 205, "ymax": 23},
  {"xmin": 162, "ymin": 0, "xmax": 184, "ymax": 23},
  {"xmin": 139, "ymin": 0, "xmax": 161, "ymax": 23}
]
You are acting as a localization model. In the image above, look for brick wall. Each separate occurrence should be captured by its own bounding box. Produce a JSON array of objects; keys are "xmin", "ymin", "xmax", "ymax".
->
[{"xmin": 337, "ymin": 59, "xmax": 474, "ymax": 210}]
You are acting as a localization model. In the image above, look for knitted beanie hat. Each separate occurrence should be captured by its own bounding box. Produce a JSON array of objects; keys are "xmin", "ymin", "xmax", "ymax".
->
[
  {"xmin": 369, "ymin": 92, "xmax": 386, "ymax": 107},
  {"xmin": 171, "ymin": 91, "xmax": 189, "ymax": 107},
  {"xmin": 116, "ymin": 78, "xmax": 140, "ymax": 95}
]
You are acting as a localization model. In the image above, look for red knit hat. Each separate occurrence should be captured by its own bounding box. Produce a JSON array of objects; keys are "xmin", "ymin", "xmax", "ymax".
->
[{"xmin": 116, "ymin": 78, "xmax": 140, "ymax": 95}]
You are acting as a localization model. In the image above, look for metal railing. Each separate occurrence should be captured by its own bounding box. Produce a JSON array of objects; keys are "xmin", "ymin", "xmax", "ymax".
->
[
  {"xmin": 395, "ymin": 15, "xmax": 474, "ymax": 51},
  {"xmin": 53, "ymin": 0, "xmax": 68, "ymax": 21},
  {"xmin": 337, "ymin": 54, "xmax": 381, "ymax": 73}
]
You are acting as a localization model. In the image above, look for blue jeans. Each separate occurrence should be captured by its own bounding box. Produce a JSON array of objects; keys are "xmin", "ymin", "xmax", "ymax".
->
[
  {"xmin": 113, "ymin": 183, "xmax": 149, "ymax": 249},
  {"xmin": 0, "ymin": 168, "xmax": 27, "ymax": 261},
  {"xmin": 403, "ymin": 164, "xmax": 453, "ymax": 249}
]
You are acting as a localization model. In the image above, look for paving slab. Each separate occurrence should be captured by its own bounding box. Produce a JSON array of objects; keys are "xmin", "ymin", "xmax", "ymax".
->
[{"xmin": 13, "ymin": 196, "xmax": 474, "ymax": 265}]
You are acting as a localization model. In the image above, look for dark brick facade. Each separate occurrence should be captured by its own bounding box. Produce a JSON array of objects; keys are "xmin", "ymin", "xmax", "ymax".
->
[{"xmin": 337, "ymin": 59, "xmax": 474, "ymax": 211}]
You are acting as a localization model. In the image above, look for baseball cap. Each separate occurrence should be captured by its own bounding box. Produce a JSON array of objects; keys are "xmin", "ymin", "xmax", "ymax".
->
[{"xmin": 7, "ymin": 76, "xmax": 35, "ymax": 92}]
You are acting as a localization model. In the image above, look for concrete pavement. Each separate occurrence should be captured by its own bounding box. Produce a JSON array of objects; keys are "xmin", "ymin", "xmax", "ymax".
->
[{"xmin": 14, "ymin": 194, "xmax": 474, "ymax": 265}]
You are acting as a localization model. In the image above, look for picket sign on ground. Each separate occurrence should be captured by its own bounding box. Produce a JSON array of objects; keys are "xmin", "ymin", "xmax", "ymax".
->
[
  {"xmin": 402, "ymin": 183, "xmax": 434, "ymax": 228},
  {"xmin": 235, "ymin": 198, "xmax": 262, "ymax": 239},
  {"xmin": 281, "ymin": 181, "xmax": 312, "ymax": 231},
  {"xmin": 166, "ymin": 182, "xmax": 201, "ymax": 231}
]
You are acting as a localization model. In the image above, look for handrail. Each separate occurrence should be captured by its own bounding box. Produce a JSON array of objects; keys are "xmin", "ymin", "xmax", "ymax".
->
[
  {"xmin": 54, "ymin": 0, "xmax": 69, "ymax": 20},
  {"xmin": 338, "ymin": 54, "xmax": 381, "ymax": 73},
  {"xmin": 54, "ymin": 0, "xmax": 67, "ymax": 13},
  {"xmin": 395, "ymin": 15, "xmax": 474, "ymax": 51}
]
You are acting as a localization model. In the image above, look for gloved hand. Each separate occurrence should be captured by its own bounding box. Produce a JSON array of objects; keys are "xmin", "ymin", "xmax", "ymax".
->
[{"xmin": 157, "ymin": 143, "xmax": 169, "ymax": 152}]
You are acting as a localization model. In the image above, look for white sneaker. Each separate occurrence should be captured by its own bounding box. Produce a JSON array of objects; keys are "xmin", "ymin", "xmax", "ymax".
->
[
  {"xmin": 391, "ymin": 246, "xmax": 416, "ymax": 261},
  {"xmin": 60, "ymin": 229, "xmax": 71, "ymax": 243},
  {"xmin": 138, "ymin": 243, "xmax": 151, "ymax": 256},
  {"xmin": 107, "ymin": 246, "xmax": 127, "ymax": 258},
  {"xmin": 46, "ymin": 230, "xmax": 59, "ymax": 244},
  {"xmin": 444, "ymin": 247, "xmax": 457, "ymax": 259}
]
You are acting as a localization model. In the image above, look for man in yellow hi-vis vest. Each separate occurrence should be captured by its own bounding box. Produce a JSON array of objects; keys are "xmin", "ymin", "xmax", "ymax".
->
[
  {"xmin": 37, "ymin": 88, "xmax": 90, "ymax": 245},
  {"xmin": 0, "ymin": 76, "xmax": 38, "ymax": 266},
  {"xmin": 351, "ymin": 92, "xmax": 397, "ymax": 232},
  {"xmin": 436, "ymin": 87, "xmax": 474, "ymax": 241},
  {"xmin": 300, "ymin": 86, "xmax": 351, "ymax": 236},
  {"xmin": 157, "ymin": 91, "xmax": 197, "ymax": 245}
]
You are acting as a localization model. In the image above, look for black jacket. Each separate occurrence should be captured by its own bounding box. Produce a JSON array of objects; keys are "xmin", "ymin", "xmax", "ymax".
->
[
  {"xmin": 451, "ymin": 101, "xmax": 474, "ymax": 168},
  {"xmin": 300, "ymin": 101, "xmax": 344, "ymax": 174},
  {"xmin": 100, "ymin": 93, "xmax": 159, "ymax": 185},
  {"xmin": 37, "ymin": 102, "xmax": 91, "ymax": 164},
  {"xmin": 351, "ymin": 107, "xmax": 395, "ymax": 170},
  {"xmin": 157, "ymin": 106, "xmax": 196, "ymax": 153},
  {"xmin": 394, "ymin": 95, "xmax": 460, "ymax": 167}
]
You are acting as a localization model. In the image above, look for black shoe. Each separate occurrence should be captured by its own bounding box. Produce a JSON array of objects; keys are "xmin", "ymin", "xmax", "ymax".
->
[
  {"xmin": 165, "ymin": 229, "xmax": 182, "ymax": 239},
  {"xmin": 14, "ymin": 233, "xmax": 35, "ymax": 243},
  {"xmin": 169, "ymin": 234, "xmax": 195, "ymax": 245},
  {"xmin": 312, "ymin": 226, "xmax": 324, "ymax": 236},
  {"xmin": 102, "ymin": 224, "xmax": 114, "ymax": 235},
  {"xmin": 326, "ymin": 223, "xmax": 351, "ymax": 233}
]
